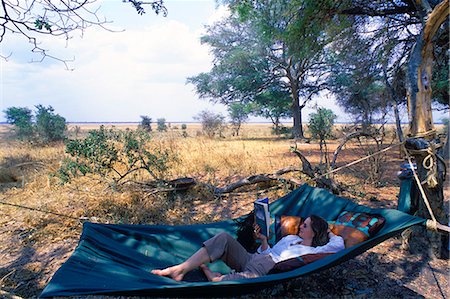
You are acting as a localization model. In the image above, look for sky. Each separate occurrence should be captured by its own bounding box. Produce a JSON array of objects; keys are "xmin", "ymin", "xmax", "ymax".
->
[{"xmin": 0, "ymin": 1, "xmax": 445, "ymax": 124}]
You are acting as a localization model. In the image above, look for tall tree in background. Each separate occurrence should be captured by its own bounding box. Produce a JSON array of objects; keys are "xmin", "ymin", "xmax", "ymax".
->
[
  {"xmin": 189, "ymin": 0, "xmax": 331, "ymax": 139},
  {"xmin": 244, "ymin": 0, "xmax": 330, "ymax": 139}
]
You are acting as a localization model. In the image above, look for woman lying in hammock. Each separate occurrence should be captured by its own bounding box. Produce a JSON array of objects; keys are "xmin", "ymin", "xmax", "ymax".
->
[{"xmin": 151, "ymin": 215, "xmax": 344, "ymax": 282}]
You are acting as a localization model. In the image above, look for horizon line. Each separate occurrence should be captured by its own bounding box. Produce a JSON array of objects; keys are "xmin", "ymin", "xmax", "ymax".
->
[{"xmin": 1, "ymin": 121, "xmax": 445, "ymax": 125}]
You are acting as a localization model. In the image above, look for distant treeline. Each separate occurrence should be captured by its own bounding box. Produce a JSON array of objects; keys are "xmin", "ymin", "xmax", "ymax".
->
[{"xmin": 0, "ymin": 121, "xmax": 445, "ymax": 125}]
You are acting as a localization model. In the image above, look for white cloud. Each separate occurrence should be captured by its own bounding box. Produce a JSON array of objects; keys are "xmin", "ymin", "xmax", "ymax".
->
[
  {"xmin": 0, "ymin": 2, "xmax": 227, "ymax": 123},
  {"xmin": 206, "ymin": 5, "xmax": 230, "ymax": 25}
]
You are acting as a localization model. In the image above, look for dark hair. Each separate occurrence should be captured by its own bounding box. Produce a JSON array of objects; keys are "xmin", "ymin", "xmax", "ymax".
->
[{"xmin": 310, "ymin": 215, "xmax": 330, "ymax": 247}]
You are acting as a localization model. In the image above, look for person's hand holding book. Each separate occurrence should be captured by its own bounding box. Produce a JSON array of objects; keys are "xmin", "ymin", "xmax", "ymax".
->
[{"xmin": 253, "ymin": 223, "xmax": 269, "ymax": 251}]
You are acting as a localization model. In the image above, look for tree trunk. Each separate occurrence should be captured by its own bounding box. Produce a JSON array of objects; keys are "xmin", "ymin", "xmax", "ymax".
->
[
  {"xmin": 291, "ymin": 86, "xmax": 305, "ymax": 140},
  {"xmin": 383, "ymin": 66, "xmax": 405, "ymax": 142},
  {"xmin": 286, "ymin": 57, "xmax": 305, "ymax": 140},
  {"xmin": 405, "ymin": 0, "xmax": 449, "ymax": 259},
  {"xmin": 393, "ymin": 100, "xmax": 404, "ymax": 143}
]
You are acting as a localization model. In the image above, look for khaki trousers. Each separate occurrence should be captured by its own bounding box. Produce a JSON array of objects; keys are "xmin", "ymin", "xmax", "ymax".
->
[{"xmin": 203, "ymin": 232, "xmax": 275, "ymax": 280}]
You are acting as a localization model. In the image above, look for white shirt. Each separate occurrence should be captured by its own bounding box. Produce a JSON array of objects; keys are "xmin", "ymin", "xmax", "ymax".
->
[{"xmin": 257, "ymin": 234, "xmax": 345, "ymax": 263}]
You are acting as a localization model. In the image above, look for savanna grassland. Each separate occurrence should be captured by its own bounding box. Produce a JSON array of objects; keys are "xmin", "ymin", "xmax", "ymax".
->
[{"xmin": 0, "ymin": 123, "xmax": 448, "ymax": 298}]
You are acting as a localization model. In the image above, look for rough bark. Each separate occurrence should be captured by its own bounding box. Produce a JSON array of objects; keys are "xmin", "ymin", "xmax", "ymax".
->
[
  {"xmin": 285, "ymin": 56, "xmax": 305, "ymax": 140},
  {"xmin": 405, "ymin": 0, "xmax": 449, "ymax": 259},
  {"xmin": 404, "ymin": 138, "xmax": 449, "ymax": 258}
]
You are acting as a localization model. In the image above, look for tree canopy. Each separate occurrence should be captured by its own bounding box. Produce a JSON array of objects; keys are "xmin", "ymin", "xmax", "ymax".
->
[{"xmin": 189, "ymin": 0, "xmax": 336, "ymax": 139}]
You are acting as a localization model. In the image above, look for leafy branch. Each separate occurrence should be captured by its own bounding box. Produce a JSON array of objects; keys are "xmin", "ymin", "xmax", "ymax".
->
[
  {"xmin": 0, "ymin": 0, "xmax": 167, "ymax": 68},
  {"xmin": 57, "ymin": 126, "xmax": 176, "ymax": 186}
]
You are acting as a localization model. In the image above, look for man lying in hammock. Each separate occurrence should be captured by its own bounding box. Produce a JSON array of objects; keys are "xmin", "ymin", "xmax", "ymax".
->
[{"xmin": 151, "ymin": 215, "xmax": 344, "ymax": 281}]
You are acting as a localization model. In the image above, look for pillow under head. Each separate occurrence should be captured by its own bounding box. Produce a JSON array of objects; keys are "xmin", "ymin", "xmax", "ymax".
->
[
  {"xmin": 273, "ymin": 215, "xmax": 302, "ymax": 242},
  {"xmin": 330, "ymin": 211, "xmax": 385, "ymax": 248}
]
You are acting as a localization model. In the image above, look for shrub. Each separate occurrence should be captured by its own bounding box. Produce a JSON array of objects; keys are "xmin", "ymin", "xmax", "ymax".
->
[
  {"xmin": 4, "ymin": 107, "xmax": 34, "ymax": 140},
  {"xmin": 157, "ymin": 118, "xmax": 167, "ymax": 132},
  {"xmin": 194, "ymin": 110, "xmax": 226, "ymax": 138},
  {"xmin": 57, "ymin": 126, "xmax": 175, "ymax": 185},
  {"xmin": 35, "ymin": 105, "xmax": 66, "ymax": 142},
  {"xmin": 308, "ymin": 107, "xmax": 337, "ymax": 166},
  {"xmin": 228, "ymin": 103, "xmax": 250, "ymax": 136},
  {"xmin": 181, "ymin": 123, "xmax": 188, "ymax": 138},
  {"xmin": 308, "ymin": 108, "xmax": 336, "ymax": 142},
  {"xmin": 4, "ymin": 105, "xmax": 66, "ymax": 143},
  {"xmin": 271, "ymin": 125, "xmax": 291, "ymax": 137},
  {"xmin": 139, "ymin": 115, "xmax": 152, "ymax": 132}
]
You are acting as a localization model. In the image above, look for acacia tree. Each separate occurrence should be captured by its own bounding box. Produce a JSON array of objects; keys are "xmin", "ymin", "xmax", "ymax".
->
[
  {"xmin": 194, "ymin": 110, "xmax": 226, "ymax": 138},
  {"xmin": 187, "ymin": 15, "xmax": 270, "ymax": 108},
  {"xmin": 0, "ymin": 0, "xmax": 167, "ymax": 66},
  {"xmin": 189, "ymin": 1, "xmax": 330, "ymax": 139},
  {"xmin": 35, "ymin": 104, "xmax": 67, "ymax": 142},
  {"xmin": 4, "ymin": 105, "xmax": 66, "ymax": 142}
]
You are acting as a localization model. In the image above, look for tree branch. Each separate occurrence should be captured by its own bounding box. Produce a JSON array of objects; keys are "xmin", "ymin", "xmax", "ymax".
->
[
  {"xmin": 0, "ymin": 0, "xmax": 167, "ymax": 67},
  {"xmin": 340, "ymin": 5, "xmax": 415, "ymax": 17}
]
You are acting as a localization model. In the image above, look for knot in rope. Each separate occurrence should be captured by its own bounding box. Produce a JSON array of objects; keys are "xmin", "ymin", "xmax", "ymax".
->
[
  {"xmin": 423, "ymin": 143, "xmax": 438, "ymax": 188},
  {"xmin": 422, "ymin": 146, "xmax": 435, "ymax": 170},
  {"xmin": 426, "ymin": 219, "xmax": 439, "ymax": 232},
  {"xmin": 406, "ymin": 141, "xmax": 444, "ymax": 189}
]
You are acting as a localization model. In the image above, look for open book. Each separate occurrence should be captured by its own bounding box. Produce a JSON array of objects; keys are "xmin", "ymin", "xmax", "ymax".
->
[{"xmin": 254, "ymin": 197, "xmax": 270, "ymax": 237}]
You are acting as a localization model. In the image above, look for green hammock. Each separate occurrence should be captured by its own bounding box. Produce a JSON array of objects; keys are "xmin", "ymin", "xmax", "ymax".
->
[{"xmin": 40, "ymin": 184, "xmax": 425, "ymax": 297}]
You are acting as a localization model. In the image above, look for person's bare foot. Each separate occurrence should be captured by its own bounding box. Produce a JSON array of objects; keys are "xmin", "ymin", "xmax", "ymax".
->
[
  {"xmin": 200, "ymin": 264, "xmax": 223, "ymax": 282},
  {"xmin": 151, "ymin": 265, "xmax": 185, "ymax": 281}
]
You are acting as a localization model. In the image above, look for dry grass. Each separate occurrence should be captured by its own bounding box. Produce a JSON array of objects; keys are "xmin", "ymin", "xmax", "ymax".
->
[{"xmin": 0, "ymin": 123, "xmax": 447, "ymax": 298}]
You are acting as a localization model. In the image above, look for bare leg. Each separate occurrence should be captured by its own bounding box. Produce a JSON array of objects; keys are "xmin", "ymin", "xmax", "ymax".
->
[
  {"xmin": 200, "ymin": 264, "xmax": 224, "ymax": 282},
  {"xmin": 151, "ymin": 247, "xmax": 210, "ymax": 281}
]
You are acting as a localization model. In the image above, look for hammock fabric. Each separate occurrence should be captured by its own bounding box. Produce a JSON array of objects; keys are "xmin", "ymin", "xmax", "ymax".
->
[
  {"xmin": 40, "ymin": 184, "xmax": 425, "ymax": 297},
  {"xmin": 398, "ymin": 176, "xmax": 418, "ymax": 214}
]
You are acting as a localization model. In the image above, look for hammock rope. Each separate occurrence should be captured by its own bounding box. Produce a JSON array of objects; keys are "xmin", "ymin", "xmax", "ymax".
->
[
  {"xmin": 402, "ymin": 144, "xmax": 449, "ymax": 233},
  {"xmin": 403, "ymin": 146, "xmax": 438, "ymax": 224},
  {"xmin": 305, "ymin": 142, "xmax": 403, "ymax": 184},
  {"xmin": 0, "ymin": 200, "xmax": 96, "ymax": 223}
]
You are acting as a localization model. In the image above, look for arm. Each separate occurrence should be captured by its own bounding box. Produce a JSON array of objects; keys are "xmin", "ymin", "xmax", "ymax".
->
[
  {"xmin": 313, "ymin": 233, "xmax": 345, "ymax": 254},
  {"xmin": 254, "ymin": 224, "xmax": 271, "ymax": 253}
]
